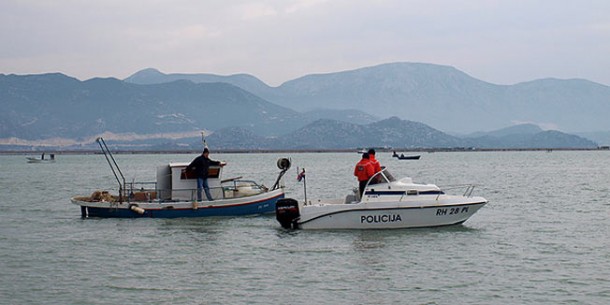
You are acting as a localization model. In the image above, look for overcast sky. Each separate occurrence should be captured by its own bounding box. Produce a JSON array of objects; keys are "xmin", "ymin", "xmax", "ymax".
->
[{"xmin": 1, "ymin": 0, "xmax": 609, "ymax": 86}]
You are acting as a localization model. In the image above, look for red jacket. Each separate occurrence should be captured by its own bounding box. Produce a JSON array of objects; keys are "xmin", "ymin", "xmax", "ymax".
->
[
  {"xmin": 354, "ymin": 159, "xmax": 375, "ymax": 182},
  {"xmin": 369, "ymin": 155, "xmax": 381, "ymax": 173}
]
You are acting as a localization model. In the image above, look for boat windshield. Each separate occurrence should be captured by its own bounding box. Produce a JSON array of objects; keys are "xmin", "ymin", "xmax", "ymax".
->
[{"xmin": 368, "ymin": 168, "xmax": 396, "ymax": 185}]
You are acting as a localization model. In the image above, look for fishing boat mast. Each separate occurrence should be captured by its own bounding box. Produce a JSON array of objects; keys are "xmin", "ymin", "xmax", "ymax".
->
[{"xmin": 96, "ymin": 137, "xmax": 126, "ymax": 202}]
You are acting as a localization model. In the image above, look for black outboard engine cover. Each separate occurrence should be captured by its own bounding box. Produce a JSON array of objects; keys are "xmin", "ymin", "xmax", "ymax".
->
[{"xmin": 275, "ymin": 198, "xmax": 300, "ymax": 229}]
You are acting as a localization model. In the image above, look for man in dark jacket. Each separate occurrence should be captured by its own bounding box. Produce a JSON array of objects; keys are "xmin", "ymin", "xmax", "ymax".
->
[{"xmin": 186, "ymin": 148, "xmax": 225, "ymax": 201}]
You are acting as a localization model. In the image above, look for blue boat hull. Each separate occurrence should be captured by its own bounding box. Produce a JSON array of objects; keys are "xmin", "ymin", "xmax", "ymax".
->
[{"xmin": 79, "ymin": 193, "xmax": 284, "ymax": 218}]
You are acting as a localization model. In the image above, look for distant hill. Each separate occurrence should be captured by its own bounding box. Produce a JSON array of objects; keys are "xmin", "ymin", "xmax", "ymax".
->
[
  {"xmin": 463, "ymin": 124, "xmax": 597, "ymax": 149},
  {"xmin": 206, "ymin": 126, "xmax": 272, "ymax": 149},
  {"xmin": 271, "ymin": 63, "xmax": 610, "ymax": 133},
  {"xmin": 125, "ymin": 68, "xmax": 373, "ymax": 125},
  {"xmin": 466, "ymin": 123, "xmax": 543, "ymax": 138},
  {"xmin": 0, "ymin": 73, "xmax": 305, "ymax": 140},
  {"xmin": 301, "ymin": 109, "xmax": 379, "ymax": 125},
  {"xmin": 127, "ymin": 63, "xmax": 610, "ymax": 134},
  {"xmin": 576, "ymin": 131, "xmax": 610, "ymax": 146},
  {"xmin": 124, "ymin": 68, "xmax": 276, "ymax": 99},
  {"xmin": 201, "ymin": 117, "xmax": 463, "ymax": 150},
  {"xmin": 200, "ymin": 119, "xmax": 597, "ymax": 150}
]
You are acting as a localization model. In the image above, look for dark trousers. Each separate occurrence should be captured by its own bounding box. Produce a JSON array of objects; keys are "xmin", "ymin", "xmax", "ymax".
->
[{"xmin": 359, "ymin": 180, "xmax": 368, "ymax": 198}]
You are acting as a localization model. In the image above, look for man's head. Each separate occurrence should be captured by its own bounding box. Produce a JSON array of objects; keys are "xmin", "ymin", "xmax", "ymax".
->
[
  {"xmin": 368, "ymin": 148, "xmax": 376, "ymax": 156},
  {"xmin": 203, "ymin": 148, "xmax": 210, "ymax": 156},
  {"xmin": 362, "ymin": 152, "xmax": 369, "ymax": 159}
]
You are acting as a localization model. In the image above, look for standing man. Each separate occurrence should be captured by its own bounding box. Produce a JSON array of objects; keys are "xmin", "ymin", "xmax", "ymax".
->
[
  {"xmin": 367, "ymin": 148, "xmax": 382, "ymax": 173},
  {"xmin": 367, "ymin": 148, "xmax": 382, "ymax": 184},
  {"xmin": 354, "ymin": 152, "xmax": 374, "ymax": 199},
  {"xmin": 186, "ymin": 148, "xmax": 226, "ymax": 201}
]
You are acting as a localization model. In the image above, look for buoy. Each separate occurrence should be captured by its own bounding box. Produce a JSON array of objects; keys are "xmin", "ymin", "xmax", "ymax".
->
[{"xmin": 130, "ymin": 205, "xmax": 145, "ymax": 215}]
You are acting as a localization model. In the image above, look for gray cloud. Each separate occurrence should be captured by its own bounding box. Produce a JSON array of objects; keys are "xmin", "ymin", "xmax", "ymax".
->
[{"xmin": 1, "ymin": 0, "xmax": 609, "ymax": 86}]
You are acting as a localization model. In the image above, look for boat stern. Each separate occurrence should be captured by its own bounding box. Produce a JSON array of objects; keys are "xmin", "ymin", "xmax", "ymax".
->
[{"xmin": 275, "ymin": 198, "xmax": 300, "ymax": 229}]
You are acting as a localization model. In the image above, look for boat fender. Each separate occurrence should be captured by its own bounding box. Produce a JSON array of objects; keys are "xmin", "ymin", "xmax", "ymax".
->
[
  {"xmin": 129, "ymin": 204, "xmax": 145, "ymax": 215},
  {"xmin": 192, "ymin": 201, "xmax": 198, "ymax": 210},
  {"xmin": 275, "ymin": 198, "xmax": 300, "ymax": 229}
]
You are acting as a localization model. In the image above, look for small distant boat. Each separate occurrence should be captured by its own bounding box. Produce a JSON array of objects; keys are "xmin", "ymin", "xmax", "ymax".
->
[
  {"xmin": 392, "ymin": 151, "xmax": 420, "ymax": 160},
  {"xmin": 276, "ymin": 168, "xmax": 487, "ymax": 230},
  {"xmin": 27, "ymin": 153, "xmax": 55, "ymax": 163}
]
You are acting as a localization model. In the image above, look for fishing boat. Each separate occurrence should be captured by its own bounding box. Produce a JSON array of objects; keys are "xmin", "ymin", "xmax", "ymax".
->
[
  {"xmin": 72, "ymin": 138, "xmax": 290, "ymax": 218},
  {"xmin": 392, "ymin": 151, "xmax": 420, "ymax": 160},
  {"xmin": 276, "ymin": 168, "xmax": 487, "ymax": 230},
  {"xmin": 26, "ymin": 153, "xmax": 56, "ymax": 163}
]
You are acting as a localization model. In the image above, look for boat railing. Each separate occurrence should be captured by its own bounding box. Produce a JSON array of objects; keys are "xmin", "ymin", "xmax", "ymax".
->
[
  {"xmin": 437, "ymin": 184, "xmax": 478, "ymax": 199},
  {"xmin": 366, "ymin": 169, "xmax": 396, "ymax": 188},
  {"xmin": 115, "ymin": 179, "xmax": 270, "ymax": 203},
  {"xmin": 219, "ymin": 179, "xmax": 268, "ymax": 199},
  {"xmin": 123, "ymin": 181, "xmax": 157, "ymax": 199},
  {"xmin": 222, "ymin": 179, "xmax": 267, "ymax": 191}
]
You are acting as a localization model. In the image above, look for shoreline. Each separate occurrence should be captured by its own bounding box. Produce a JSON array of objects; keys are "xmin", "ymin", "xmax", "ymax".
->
[{"xmin": 2, "ymin": 147, "xmax": 608, "ymax": 155}]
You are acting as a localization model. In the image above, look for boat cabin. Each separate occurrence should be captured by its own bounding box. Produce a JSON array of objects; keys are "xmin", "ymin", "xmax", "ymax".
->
[
  {"xmin": 152, "ymin": 162, "xmax": 266, "ymax": 202},
  {"xmin": 156, "ymin": 162, "xmax": 223, "ymax": 201},
  {"xmin": 358, "ymin": 169, "xmax": 443, "ymax": 202}
]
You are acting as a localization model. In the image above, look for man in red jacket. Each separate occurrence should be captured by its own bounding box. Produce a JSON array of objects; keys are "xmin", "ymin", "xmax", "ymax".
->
[
  {"xmin": 368, "ymin": 148, "xmax": 382, "ymax": 173},
  {"xmin": 367, "ymin": 148, "xmax": 382, "ymax": 184},
  {"xmin": 354, "ymin": 153, "xmax": 375, "ymax": 199}
]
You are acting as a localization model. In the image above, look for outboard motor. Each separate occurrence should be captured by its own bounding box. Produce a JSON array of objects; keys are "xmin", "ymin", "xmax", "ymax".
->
[{"xmin": 275, "ymin": 198, "xmax": 300, "ymax": 229}]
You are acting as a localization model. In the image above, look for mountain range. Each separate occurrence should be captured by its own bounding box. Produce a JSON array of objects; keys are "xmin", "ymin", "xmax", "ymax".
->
[
  {"xmin": 0, "ymin": 73, "xmax": 305, "ymax": 140},
  {"xmin": 199, "ymin": 119, "xmax": 596, "ymax": 150},
  {"xmin": 126, "ymin": 63, "xmax": 610, "ymax": 134},
  {"xmin": 0, "ymin": 62, "xmax": 607, "ymax": 150}
]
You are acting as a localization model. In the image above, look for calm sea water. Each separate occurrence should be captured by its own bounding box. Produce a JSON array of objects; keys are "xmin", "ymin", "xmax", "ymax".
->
[{"xmin": 1, "ymin": 151, "xmax": 609, "ymax": 304}]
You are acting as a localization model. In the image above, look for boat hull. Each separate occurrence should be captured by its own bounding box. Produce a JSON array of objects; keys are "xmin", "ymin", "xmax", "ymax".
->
[
  {"xmin": 295, "ymin": 197, "xmax": 487, "ymax": 230},
  {"xmin": 73, "ymin": 190, "xmax": 284, "ymax": 218},
  {"xmin": 394, "ymin": 155, "xmax": 420, "ymax": 160},
  {"xmin": 26, "ymin": 157, "xmax": 55, "ymax": 163}
]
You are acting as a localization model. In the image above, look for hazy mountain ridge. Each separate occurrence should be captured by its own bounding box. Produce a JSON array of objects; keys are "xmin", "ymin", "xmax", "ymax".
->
[
  {"xmin": 301, "ymin": 109, "xmax": 379, "ymax": 125},
  {"xmin": 177, "ymin": 117, "xmax": 464, "ymax": 150},
  {"xmin": 124, "ymin": 68, "xmax": 275, "ymax": 98},
  {"xmin": 126, "ymin": 62, "xmax": 610, "ymax": 133},
  {"xmin": 465, "ymin": 123, "xmax": 543, "ymax": 138},
  {"xmin": 0, "ymin": 73, "xmax": 306, "ymax": 140},
  {"xmin": 193, "ymin": 118, "xmax": 596, "ymax": 150},
  {"xmin": 270, "ymin": 64, "xmax": 610, "ymax": 133},
  {"xmin": 0, "ymin": 62, "xmax": 605, "ymax": 150}
]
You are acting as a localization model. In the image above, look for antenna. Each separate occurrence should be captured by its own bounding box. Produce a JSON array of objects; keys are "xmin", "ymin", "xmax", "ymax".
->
[{"xmin": 201, "ymin": 131, "xmax": 208, "ymax": 149}]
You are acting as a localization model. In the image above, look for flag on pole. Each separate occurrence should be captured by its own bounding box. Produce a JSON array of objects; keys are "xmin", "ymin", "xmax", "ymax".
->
[{"xmin": 297, "ymin": 168, "xmax": 306, "ymax": 182}]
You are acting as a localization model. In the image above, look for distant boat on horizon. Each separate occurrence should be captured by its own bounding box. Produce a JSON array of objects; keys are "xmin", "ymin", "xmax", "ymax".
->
[
  {"xmin": 26, "ymin": 153, "xmax": 55, "ymax": 163},
  {"xmin": 392, "ymin": 151, "xmax": 420, "ymax": 160}
]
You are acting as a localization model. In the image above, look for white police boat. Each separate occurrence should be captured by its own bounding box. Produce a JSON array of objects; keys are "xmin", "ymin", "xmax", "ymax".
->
[
  {"xmin": 276, "ymin": 168, "xmax": 487, "ymax": 230},
  {"xmin": 71, "ymin": 138, "xmax": 290, "ymax": 218}
]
